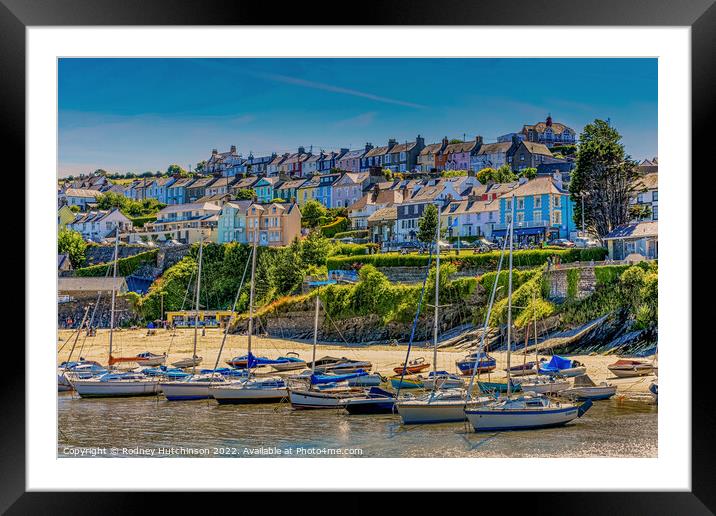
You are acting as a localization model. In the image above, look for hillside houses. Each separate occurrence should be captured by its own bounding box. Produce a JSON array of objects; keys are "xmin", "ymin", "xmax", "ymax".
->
[{"xmin": 66, "ymin": 208, "xmax": 133, "ymax": 241}]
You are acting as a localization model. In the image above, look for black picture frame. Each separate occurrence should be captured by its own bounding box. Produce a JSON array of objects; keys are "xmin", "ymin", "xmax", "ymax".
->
[{"xmin": 5, "ymin": 0, "xmax": 713, "ymax": 512}]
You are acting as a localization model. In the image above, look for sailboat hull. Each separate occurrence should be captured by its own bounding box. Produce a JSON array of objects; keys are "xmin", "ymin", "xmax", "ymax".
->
[
  {"xmin": 396, "ymin": 400, "xmax": 468, "ymax": 424},
  {"xmin": 212, "ymin": 385, "xmax": 287, "ymax": 404},
  {"xmin": 289, "ymin": 389, "xmax": 358, "ymax": 409},
  {"xmin": 72, "ymin": 380, "xmax": 160, "ymax": 398},
  {"xmin": 465, "ymin": 405, "xmax": 581, "ymax": 432},
  {"xmin": 517, "ymin": 380, "xmax": 570, "ymax": 395},
  {"xmin": 160, "ymin": 382, "xmax": 213, "ymax": 401},
  {"xmin": 343, "ymin": 398, "xmax": 395, "ymax": 414},
  {"xmin": 563, "ymin": 385, "xmax": 617, "ymax": 400}
]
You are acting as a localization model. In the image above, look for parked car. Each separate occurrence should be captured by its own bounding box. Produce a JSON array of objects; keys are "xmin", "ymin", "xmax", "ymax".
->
[
  {"xmin": 548, "ymin": 238, "xmax": 576, "ymax": 248},
  {"xmin": 573, "ymin": 236, "xmax": 600, "ymax": 248}
]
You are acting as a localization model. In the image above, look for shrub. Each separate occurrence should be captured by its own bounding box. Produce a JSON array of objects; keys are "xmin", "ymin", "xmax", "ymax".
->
[
  {"xmin": 320, "ymin": 216, "xmax": 350, "ymax": 237},
  {"xmin": 333, "ymin": 230, "xmax": 369, "ymax": 239},
  {"xmin": 74, "ymin": 249, "xmax": 158, "ymax": 277},
  {"xmin": 128, "ymin": 215, "xmax": 157, "ymax": 228},
  {"xmin": 329, "ymin": 243, "xmax": 370, "ymax": 257}
]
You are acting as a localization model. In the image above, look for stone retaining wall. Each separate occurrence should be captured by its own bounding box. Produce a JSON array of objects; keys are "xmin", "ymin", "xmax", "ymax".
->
[{"xmin": 546, "ymin": 266, "xmax": 597, "ymax": 301}]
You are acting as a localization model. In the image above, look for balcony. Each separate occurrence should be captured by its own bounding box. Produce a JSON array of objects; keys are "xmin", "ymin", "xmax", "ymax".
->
[{"xmin": 492, "ymin": 219, "xmax": 551, "ymax": 231}]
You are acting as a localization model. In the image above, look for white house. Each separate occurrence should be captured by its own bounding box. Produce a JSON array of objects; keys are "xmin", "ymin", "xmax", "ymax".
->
[
  {"xmin": 64, "ymin": 188, "xmax": 100, "ymax": 211},
  {"xmin": 67, "ymin": 208, "xmax": 133, "ymax": 241},
  {"xmin": 630, "ymin": 173, "xmax": 658, "ymax": 221},
  {"xmin": 441, "ymin": 197, "xmax": 500, "ymax": 239}
]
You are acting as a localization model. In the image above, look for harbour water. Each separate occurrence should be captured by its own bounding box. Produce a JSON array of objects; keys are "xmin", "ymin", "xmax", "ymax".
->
[{"xmin": 58, "ymin": 392, "xmax": 657, "ymax": 458}]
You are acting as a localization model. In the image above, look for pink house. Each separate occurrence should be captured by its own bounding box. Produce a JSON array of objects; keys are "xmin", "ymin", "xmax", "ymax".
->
[
  {"xmin": 337, "ymin": 144, "xmax": 373, "ymax": 172},
  {"xmin": 444, "ymin": 136, "xmax": 483, "ymax": 171}
]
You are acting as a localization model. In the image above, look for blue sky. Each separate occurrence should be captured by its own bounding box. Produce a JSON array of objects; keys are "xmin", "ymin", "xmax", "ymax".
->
[{"xmin": 58, "ymin": 58, "xmax": 657, "ymax": 176}]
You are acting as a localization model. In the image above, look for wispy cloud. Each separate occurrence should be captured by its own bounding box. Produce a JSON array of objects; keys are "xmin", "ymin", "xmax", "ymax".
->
[
  {"xmin": 332, "ymin": 111, "xmax": 378, "ymax": 128},
  {"xmin": 250, "ymin": 71, "xmax": 427, "ymax": 109}
]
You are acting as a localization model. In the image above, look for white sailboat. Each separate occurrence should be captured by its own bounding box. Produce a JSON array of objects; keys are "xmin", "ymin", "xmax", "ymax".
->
[
  {"xmin": 465, "ymin": 197, "xmax": 592, "ymax": 431},
  {"xmin": 210, "ymin": 218, "xmax": 289, "ymax": 404},
  {"xmin": 396, "ymin": 211, "xmax": 490, "ymax": 425},
  {"xmin": 70, "ymin": 228, "xmax": 160, "ymax": 398},
  {"xmin": 287, "ymin": 295, "xmax": 365, "ymax": 409},
  {"xmin": 160, "ymin": 237, "xmax": 221, "ymax": 401}
]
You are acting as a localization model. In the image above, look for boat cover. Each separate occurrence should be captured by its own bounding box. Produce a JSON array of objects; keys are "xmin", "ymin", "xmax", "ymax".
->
[
  {"xmin": 310, "ymin": 369, "xmax": 368, "ymax": 385},
  {"xmin": 246, "ymin": 352, "xmax": 290, "ymax": 368},
  {"xmin": 540, "ymin": 355, "xmax": 573, "ymax": 372}
]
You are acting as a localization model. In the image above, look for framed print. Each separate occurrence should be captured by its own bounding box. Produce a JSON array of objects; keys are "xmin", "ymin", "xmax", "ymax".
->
[{"xmin": 6, "ymin": 0, "xmax": 714, "ymax": 512}]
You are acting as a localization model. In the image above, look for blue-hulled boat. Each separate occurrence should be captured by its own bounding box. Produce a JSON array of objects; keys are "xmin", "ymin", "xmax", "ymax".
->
[
  {"xmin": 538, "ymin": 355, "xmax": 587, "ymax": 378},
  {"xmin": 389, "ymin": 375, "xmax": 423, "ymax": 390},
  {"xmin": 456, "ymin": 351, "xmax": 497, "ymax": 376},
  {"xmin": 341, "ymin": 387, "xmax": 396, "ymax": 414},
  {"xmin": 478, "ymin": 379, "xmax": 522, "ymax": 395}
]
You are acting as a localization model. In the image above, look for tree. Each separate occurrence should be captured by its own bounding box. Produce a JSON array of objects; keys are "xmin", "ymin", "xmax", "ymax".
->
[
  {"xmin": 234, "ymin": 188, "xmax": 256, "ymax": 201},
  {"xmin": 495, "ymin": 164, "xmax": 518, "ymax": 183},
  {"xmin": 477, "ymin": 167, "xmax": 497, "ymax": 183},
  {"xmin": 301, "ymin": 200, "xmax": 327, "ymax": 228},
  {"xmin": 195, "ymin": 160, "xmax": 207, "ymax": 174},
  {"xmin": 417, "ymin": 203, "xmax": 439, "ymax": 244},
  {"xmin": 569, "ymin": 119, "xmax": 638, "ymax": 239},
  {"xmin": 167, "ymin": 164, "xmax": 188, "ymax": 177},
  {"xmin": 441, "ymin": 170, "xmax": 467, "ymax": 178},
  {"xmin": 270, "ymin": 246, "xmax": 305, "ymax": 295},
  {"xmin": 629, "ymin": 204, "xmax": 652, "ymax": 221},
  {"xmin": 517, "ymin": 167, "xmax": 538, "ymax": 180},
  {"xmin": 58, "ymin": 228, "xmax": 88, "ymax": 268},
  {"xmin": 449, "ymin": 138, "xmax": 463, "ymax": 144},
  {"xmin": 300, "ymin": 230, "xmax": 331, "ymax": 268},
  {"xmin": 96, "ymin": 192, "xmax": 128, "ymax": 211}
]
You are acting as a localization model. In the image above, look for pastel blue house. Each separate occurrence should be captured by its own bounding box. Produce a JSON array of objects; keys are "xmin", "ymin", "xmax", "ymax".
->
[
  {"xmin": 254, "ymin": 177, "xmax": 278, "ymax": 203},
  {"xmin": 494, "ymin": 176, "xmax": 576, "ymax": 241},
  {"xmin": 314, "ymin": 173, "xmax": 341, "ymax": 208},
  {"xmin": 217, "ymin": 200, "xmax": 252, "ymax": 243},
  {"xmin": 147, "ymin": 177, "xmax": 176, "ymax": 204},
  {"xmin": 166, "ymin": 178, "xmax": 195, "ymax": 205}
]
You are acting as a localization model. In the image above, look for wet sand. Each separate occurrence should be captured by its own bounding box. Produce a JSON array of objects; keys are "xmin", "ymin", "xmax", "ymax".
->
[{"xmin": 57, "ymin": 328, "xmax": 656, "ymax": 399}]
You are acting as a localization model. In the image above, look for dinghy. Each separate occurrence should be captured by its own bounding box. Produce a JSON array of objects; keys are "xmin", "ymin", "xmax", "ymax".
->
[
  {"xmin": 270, "ymin": 352, "xmax": 306, "ymax": 372},
  {"xmin": 389, "ymin": 375, "xmax": 423, "ymax": 389},
  {"xmin": 503, "ymin": 361, "xmax": 536, "ymax": 377},
  {"xmin": 538, "ymin": 355, "xmax": 586, "ymax": 378},
  {"xmin": 212, "ymin": 376, "xmax": 288, "ymax": 404},
  {"xmin": 607, "ymin": 359, "xmax": 655, "ymax": 378},
  {"xmin": 347, "ymin": 373, "xmax": 383, "ymax": 387},
  {"xmin": 562, "ymin": 374, "xmax": 617, "ymax": 401},
  {"xmin": 456, "ymin": 351, "xmax": 496, "ymax": 376},
  {"xmin": 421, "ymin": 371, "xmax": 465, "ymax": 390},
  {"xmin": 288, "ymin": 370, "xmax": 368, "ymax": 409},
  {"xmin": 70, "ymin": 371, "xmax": 160, "ymax": 398},
  {"xmin": 478, "ymin": 379, "xmax": 522, "ymax": 395},
  {"xmin": 171, "ymin": 355, "xmax": 203, "ymax": 369},
  {"xmin": 514, "ymin": 375, "xmax": 570, "ymax": 395},
  {"xmin": 396, "ymin": 389, "xmax": 491, "ymax": 425},
  {"xmin": 134, "ymin": 351, "xmax": 167, "ymax": 366},
  {"xmin": 393, "ymin": 357, "xmax": 431, "ymax": 375}
]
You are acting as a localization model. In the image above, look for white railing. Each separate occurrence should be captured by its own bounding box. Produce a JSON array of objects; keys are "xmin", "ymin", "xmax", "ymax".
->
[{"xmin": 492, "ymin": 219, "xmax": 552, "ymax": 230}]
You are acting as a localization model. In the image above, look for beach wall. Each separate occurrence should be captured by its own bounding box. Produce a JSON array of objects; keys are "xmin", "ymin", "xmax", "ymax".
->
[{"xmin": 545, "ymin": 266, "xmax": 597, "ymax": 301}]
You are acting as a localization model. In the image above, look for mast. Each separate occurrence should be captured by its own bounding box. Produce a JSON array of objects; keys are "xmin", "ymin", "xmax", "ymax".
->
[
  {"xmin": 192, "ymin": 235, "xmax": 204, "ymax": 375},
  {"xmin": 432, "ymin": 202, "xmax": 441, "ymax": 375},
  {"xmin": 246, "ymin": 217, "xmax": 259, "ymax": 361},
  {"xmin": 506, "ymin": 195, "xmax": 515, "ymax": 396},
  {"xmin": 108, "ymin": 226, "xmax": 120, "ymax": 364},
  {"xmin": 311, "ymin": 294, "xmax": 320, "ymax": 374},
  {"xmin": 533, "ymin": 289, "xmax": 539, "ymax": 366}
]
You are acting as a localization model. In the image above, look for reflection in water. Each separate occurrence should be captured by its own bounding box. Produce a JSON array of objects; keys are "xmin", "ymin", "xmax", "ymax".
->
[{"xmin": 58, "ymin": 393, "xmax": 657, "ymax": 458}]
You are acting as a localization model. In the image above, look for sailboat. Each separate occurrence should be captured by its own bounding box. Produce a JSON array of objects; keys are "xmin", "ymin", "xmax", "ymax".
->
[
  {"xmin": 287, "ymin": 295, "xmax": 366, "ymax": 409},
  {"xmin": 70, "ymin": 228, "xmax": 160, "ymax": 398},
  {"xmin": 395, "ymin": 210, "xmax": 489, "ymax": 425},
  {"xmin": 210, "ymin": 220, "xmax": 290, "ymax": 404},
  {"xmin": 465, "ymin": 197, "xmax": 592, "ymax": 432},
  {"xmin": 514, "ymin": 291, "xmax": 570, "ymax": 395}
]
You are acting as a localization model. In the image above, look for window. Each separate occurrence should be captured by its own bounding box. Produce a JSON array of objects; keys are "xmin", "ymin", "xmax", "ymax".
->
[
  {"xmin": 533, "ymin": 210, "xmax": 542, "ymax": 222},
  {"xmin": 534, "ymin": 196, "xmax": 542, "ymax": 208},
  {"xmin": 553, "ymin": 195, "xmax": 562, "ymax": 208},
  {"xmin": 516, "ymin": 212, "xmax": 525, "ymax": 223},
  {"xmin": 506, "ymin": 199, "xmax": 512, "ymax": 210},
  {"xmin": 653, "ymin": 206, "xmax": 658, "ymax": 220},
  {"xmin": 517, "ymin": 198, "xmax": 525, "ymax": 210},
  {"xmin": 553, "ymin": 211, "xmax": 562, "ymax": 225},
  {"xmin": 653, "ymin": 191, "xmax": 658, "ymax": 201}
]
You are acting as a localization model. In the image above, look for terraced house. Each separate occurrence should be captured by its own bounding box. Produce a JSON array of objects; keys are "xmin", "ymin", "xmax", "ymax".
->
[
  {"xmin": 444, "ymin": 136, "xmax": 483, "ymax": 171},
  {"xmin": 520, "ymin": 115, "xmax": 577, "ymax": 148},
  {"xmin": 441, "ymin": 195, "xmax": 500, "ymax": 240},
  {"xmin": 254, "ymin": 176, "xmax": 279, "ymax": 203},
  {"xmin": 205, "ymin": 145, "xmax": 242, "ymax": 176},
  {"xmin": 313, "ymin": 173, "xmax": 342, "ymax": 208},
  {"xmin": 146, "ymin": 176, "xmax": 176, "ymax": 204},
  {"xmin": 166, "ymin": 177, "xmax": 195, "ymax": 205},
  {"xmin": 267, "ymin": 153, "xmax": 289, "ymax": 176},
  {"xmin": 361, "ymin": 140, "xmax": 395, "ymax": 171},
  {"xmin": 280, "ymin": 147, "xmax": 311, "ymax": 177},
  {"xmin": 332, "ymin": 171, "xmax": 372, "ymax": 209},
  {"xmin": 495, "ymin": 175, "xmax": 576, "ymax": 242},
  {"xmin": 243, "ymin": 153, "xmax": 276, "ymax": 176},
  {"xmin": 217, "ymin": 200, "xmax": 252, "ymax": 244},
  {"xmin": 245, "ymin": 202, "xmax": 302, "ymax": 247},
  {"xmin": 67, "ymin": 208, "xmax": 133, "ymax": 241},
  {"xmin": 274, "ymin": 178, "xmax": 307, "ymax": 204},
  {"xmin": 185, "ymin": 176, "xmax": 217, "ymax": 203},
  {"xmin": 507, "ymin": 140, "xmax": 556, "ymax": 171},
  {"xmin": 417, "ymin": 137, "xmax": 448, "ymax": 172},
  {"xmin": 318, "ymin": 149, "xmax": 348, "ymax": 174},
  {"xmin": 337, "ymin": 144, "xmax": 372, "ymax": 172},
  {"xmin": 383, "ymin": 135, "xmax": 425, "ymax": 173}
]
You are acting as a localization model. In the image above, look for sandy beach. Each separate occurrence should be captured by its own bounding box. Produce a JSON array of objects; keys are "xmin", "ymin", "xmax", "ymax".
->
[{"xmin": 57, "ymin": 328, "xmax": 656, "ymax": 400}]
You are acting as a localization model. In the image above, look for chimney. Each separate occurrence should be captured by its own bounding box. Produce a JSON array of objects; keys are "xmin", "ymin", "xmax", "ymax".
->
[
  {"xmin": 388, "ymin": 138, "xmax": 397, "ymax": 148},
  {"xmin": 442, "ymin": 136, "xmax": 449, "ymax": 147},
  {"xmin": 512, "ymin": 134, "xmax": 521, "ymax": 145},
  {"xmin": 416, "ymin": 134, "xmax": 425, "ymax": 147},
  {"xmin": 298, "ymin": 146, "xmax": 306, "ymax": 154},
  {"xmin": 212, "ymin": 149, "xmax": 218, "ymax": 155},
  {"xmin": 552, "ymin": 170, "xmax": 563, "ymax": 190},
  {"xmin": 401, "ymin": 184, "xmax": 409, "ymax": 200},
  {"xmin": 371, "ymin": 186, "xmax": 379, "ymax": 202},
  {"xmin": 475, "ymin": 135, "xmax": 483, "ymax": 145},
  {"xmin": 365, "ymin": 142, "xmax": 373, "ymax": 153},
  {"xmin": 230, "ymin": 145, "xmax": 237, "ymax": 154}
]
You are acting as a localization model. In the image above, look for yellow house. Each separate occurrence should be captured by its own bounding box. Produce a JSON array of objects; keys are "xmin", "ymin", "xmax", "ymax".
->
[
  {"xmin": 296, "ymin": 179, "xmax": 317, "ymax": 208},
  {"xmin": 58, "ymin": 205, "xmax": 76, "ymax": 228}
]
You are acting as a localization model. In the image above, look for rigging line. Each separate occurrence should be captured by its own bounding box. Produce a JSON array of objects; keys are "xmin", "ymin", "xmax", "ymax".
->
[
  {"xmin": 394, "ymin": 245, "xmax": 434, "ymax": 401},
  {"xmin": 210, "ymin": 246, "xmax": 253, "ymax": 376},
  {"xmin": 465, "ymin": 220, "xmax": 511, "ymax": 402},
  {"xmin": 165, "ymin": 266, "xmax": 197, "ymax": 357}
]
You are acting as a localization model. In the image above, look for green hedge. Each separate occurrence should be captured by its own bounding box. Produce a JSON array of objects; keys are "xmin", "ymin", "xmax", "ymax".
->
[
  {"xmin": 333, "ymin": 230, "xmax": 369, "ymax": 239},
  {"xmin": 74, "ymin": 249, "xmax": 158, "ymax": 277},
  {"xmin": 320, "ymin": 217, "xmax": 350, "ymax": 238},
  {"xmin": 128, "ymin": 215, "xmax": 157, "ymax": 228},
  {"xmin": 326, "ymin": 247, "xmax": 608, "ymax": 271},
  {"xmin": 594, "ymin": 264, "xmax": 630, "ymax": 286},
  {"xmin": 329, "ymin": 243, "xmax": 371, "ymax": 257}
]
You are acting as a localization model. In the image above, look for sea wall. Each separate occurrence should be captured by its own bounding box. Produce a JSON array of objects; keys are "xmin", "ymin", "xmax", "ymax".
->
[{"xmin": 545, "ymin": 266, "xmax": 597, "ymax": 301}]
